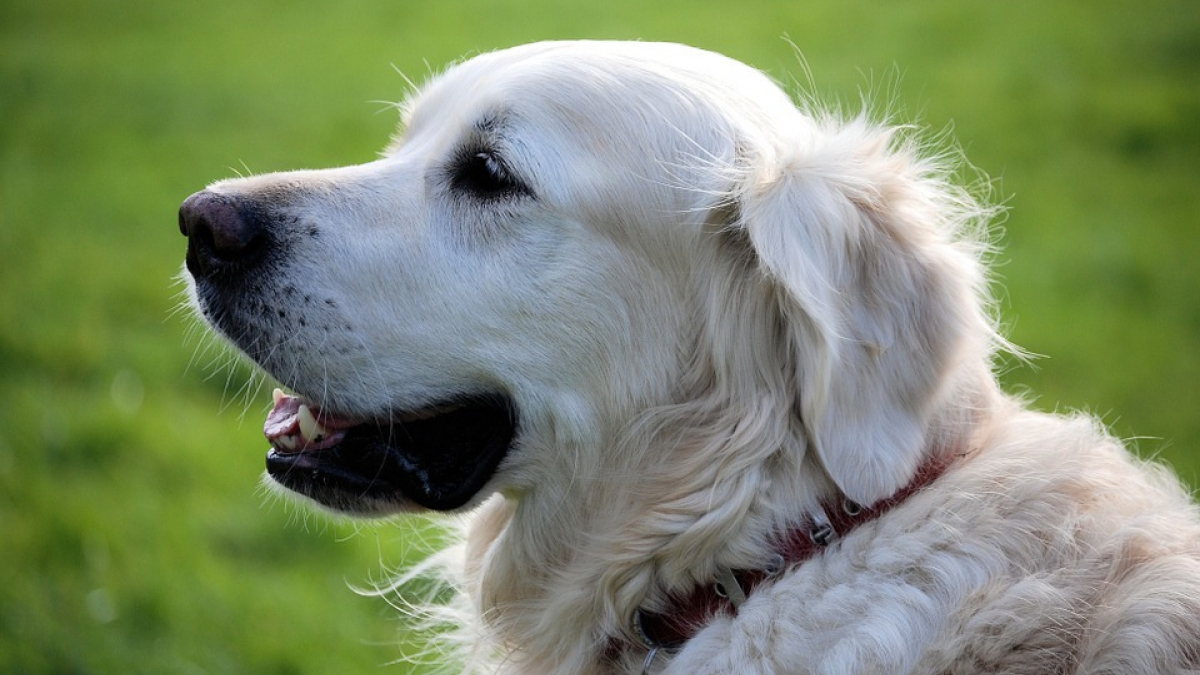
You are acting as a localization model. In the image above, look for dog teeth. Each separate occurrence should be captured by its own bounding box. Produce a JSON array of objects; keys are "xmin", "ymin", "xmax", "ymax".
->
[
  {"xmin": 297, "ymin": 404, "xmax": 328, "ymax": 442},
  {"xmin": 276, "ymin": 434, "xmax": 299, "ymax": 451},
  {"xmin": 273, "ymin": 387, "xmax": 286, "ymax": 405}
]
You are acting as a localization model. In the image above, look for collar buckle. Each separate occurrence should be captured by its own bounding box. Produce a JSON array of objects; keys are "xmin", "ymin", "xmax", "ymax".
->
[{"xmin": 808, "ymin": 505, "xmax": 839, "ymax": 546}]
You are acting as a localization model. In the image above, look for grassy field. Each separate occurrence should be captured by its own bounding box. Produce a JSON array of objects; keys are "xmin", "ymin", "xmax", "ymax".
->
[{"xmin": 2, "ymin": 0, "xmax": 1197, "ymax": 672}]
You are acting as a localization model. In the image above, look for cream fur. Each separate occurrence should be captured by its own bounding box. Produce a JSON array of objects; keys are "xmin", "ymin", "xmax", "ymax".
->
[{"xmin": 191, "ymin": 41, "xmax": 1200, "ymax": 674}]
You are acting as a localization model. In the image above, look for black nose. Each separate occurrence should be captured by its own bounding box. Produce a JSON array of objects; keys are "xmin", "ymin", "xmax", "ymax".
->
[{"xmin": 178, "ymin": 191, "xmax": 268, "ymax": 278}]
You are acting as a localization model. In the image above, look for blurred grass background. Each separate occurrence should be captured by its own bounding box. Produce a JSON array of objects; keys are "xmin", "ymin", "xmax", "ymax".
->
[{"xmin": 2, "ymin": 0, "xmax": 1197, "ymax": 672}]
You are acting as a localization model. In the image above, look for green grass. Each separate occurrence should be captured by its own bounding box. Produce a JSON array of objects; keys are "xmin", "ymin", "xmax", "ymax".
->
[{"xmin": 2, "ymin": 0, "xmax": 1197, "ymax": 672}]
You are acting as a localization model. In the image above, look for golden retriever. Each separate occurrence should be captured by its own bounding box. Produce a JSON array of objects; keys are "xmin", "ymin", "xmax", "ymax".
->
[{"xmin": 180, "ymin": 41, "xmax": 1200, "ymax": 674}]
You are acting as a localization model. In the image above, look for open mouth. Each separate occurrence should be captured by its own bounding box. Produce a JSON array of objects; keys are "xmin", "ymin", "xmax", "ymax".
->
[{"xmin": 263, "ymin": 388, "xmax": 518, "ymax": 513}]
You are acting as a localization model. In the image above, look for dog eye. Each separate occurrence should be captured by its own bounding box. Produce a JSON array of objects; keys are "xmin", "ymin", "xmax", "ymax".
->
[{"xmin": 453, "ymin": 150, "xmax": 528, "ymax": 199}]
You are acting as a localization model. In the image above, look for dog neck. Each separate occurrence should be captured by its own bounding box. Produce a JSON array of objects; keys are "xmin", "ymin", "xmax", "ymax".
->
[
  {"xmin": 611, "ymin": 447, "xmax": 962, "ymax": 667},
  {"xmin": 465, "ymin": 383, "xmax": 992, "ymax": 674}
]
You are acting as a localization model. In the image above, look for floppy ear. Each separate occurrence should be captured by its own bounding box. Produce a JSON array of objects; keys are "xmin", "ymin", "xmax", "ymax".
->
[{"xmin": 739, "ymin": 121, "xmax": 986, "ymax": 506}]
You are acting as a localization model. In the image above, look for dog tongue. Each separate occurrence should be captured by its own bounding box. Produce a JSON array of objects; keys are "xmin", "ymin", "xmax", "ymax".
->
[
  {"xmin": 264, "ymin": 391, "xmax": 304, "ymax": 440},
  {"xmin": 264, "ymin": 389, "xmax": 358, "ymax": 452}
]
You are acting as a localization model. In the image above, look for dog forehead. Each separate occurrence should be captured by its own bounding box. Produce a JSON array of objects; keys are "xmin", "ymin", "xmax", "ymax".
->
[
  {"xmin": 394, "ymin": 41, "xmax": 805, "ymax": 210},
  {"xmin": 438, "ymin": 40, "xmax": 748, "ymax": 91},
  {"xmin": 405, "ymin": 41, "xmax": 784, "ymax": 139}
]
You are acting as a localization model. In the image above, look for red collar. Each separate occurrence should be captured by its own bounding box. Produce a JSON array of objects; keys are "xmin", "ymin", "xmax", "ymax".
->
[{"xmin": 617, "ymin": 451, "xmax": 958, "ymax": 657}]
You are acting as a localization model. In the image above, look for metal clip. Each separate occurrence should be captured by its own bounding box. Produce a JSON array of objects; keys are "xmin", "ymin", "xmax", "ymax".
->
[
  {"xmin": 763, "ymin": 553, "xmax": 786, "ymax": 577},
  {"xmin": 712, "ymin": 566, "xmax": 747, "ymax": 609},
  {"xmin": 808, "ymin": 505, "xmax": 839, "ymax": 546},
  {"xmin": 640, "ymin": 646, "xmax": 661, "ymax": 675}
]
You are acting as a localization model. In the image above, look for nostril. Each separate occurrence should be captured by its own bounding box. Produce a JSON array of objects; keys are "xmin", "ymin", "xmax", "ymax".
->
[{"xmin": 179, "ymin": 190, "xmax": 269, "ymax": 276}]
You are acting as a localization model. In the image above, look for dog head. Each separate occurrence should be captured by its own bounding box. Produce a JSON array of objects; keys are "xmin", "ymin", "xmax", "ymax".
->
[{"xmin": 180, "ymin": 41, "xmax": 996, "ymax": 517}]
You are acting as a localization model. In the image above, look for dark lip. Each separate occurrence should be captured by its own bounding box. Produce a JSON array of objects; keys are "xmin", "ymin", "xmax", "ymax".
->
[{"xmin": 265, "ymin": 394, "xmax": 518, "ymax": 513}]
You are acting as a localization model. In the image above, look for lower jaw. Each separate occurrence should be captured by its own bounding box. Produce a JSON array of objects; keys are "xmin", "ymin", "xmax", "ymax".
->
[{"xmin": 265, "ymin": 449, "xmax": 418, "ymax": 516}]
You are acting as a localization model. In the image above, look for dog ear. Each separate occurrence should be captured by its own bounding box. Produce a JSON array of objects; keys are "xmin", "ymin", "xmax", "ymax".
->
[{"xmin": 738, "ymin": 121, "xmax": 985, "ymax": 506}]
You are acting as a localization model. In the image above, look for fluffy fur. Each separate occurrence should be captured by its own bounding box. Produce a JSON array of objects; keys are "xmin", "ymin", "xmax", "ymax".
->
[{"xmin": 189, "ymin": 41, "xmax": 1200, "ymax": 674}]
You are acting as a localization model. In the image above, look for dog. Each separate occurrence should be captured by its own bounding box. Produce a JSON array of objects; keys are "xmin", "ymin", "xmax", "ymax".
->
[{"xmin": 179, "ymin": 41, "xmax": 1200, "ymax": 674}]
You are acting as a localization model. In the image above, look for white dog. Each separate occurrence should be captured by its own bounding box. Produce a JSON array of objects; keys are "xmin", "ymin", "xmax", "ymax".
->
[{"xmin": 180, "ymin": 41, "xmax": 1200, "ymax": 674}]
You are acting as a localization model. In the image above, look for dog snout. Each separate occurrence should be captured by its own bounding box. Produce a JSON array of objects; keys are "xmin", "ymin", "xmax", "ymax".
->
[{"xmin": 179, "ymin": 190, "xmax": 269, "ymax": 278}]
